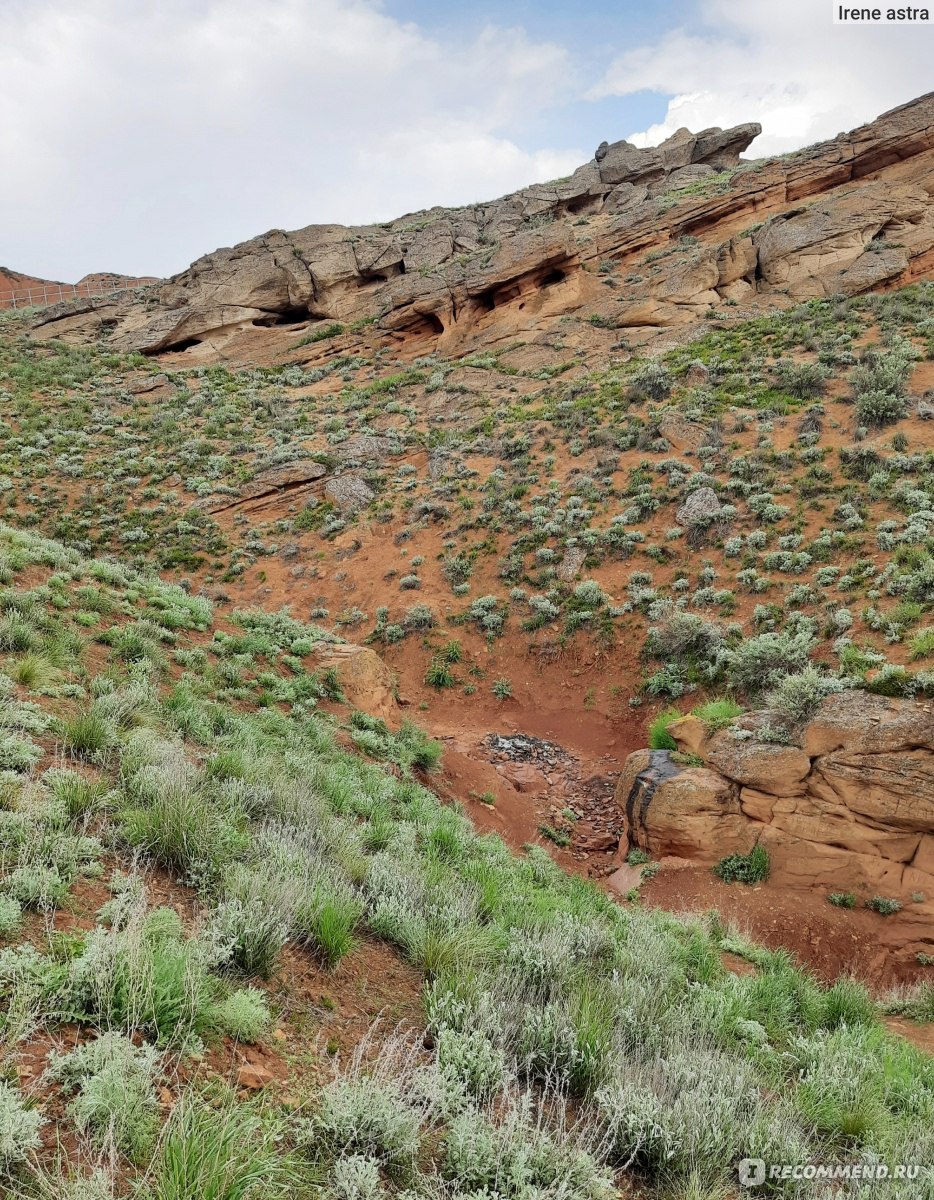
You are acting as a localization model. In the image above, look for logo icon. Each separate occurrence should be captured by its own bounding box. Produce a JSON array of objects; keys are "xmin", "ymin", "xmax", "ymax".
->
[{"xmin": 739, "ymin": 1159, "xmax": 767, "ymax": 1188}]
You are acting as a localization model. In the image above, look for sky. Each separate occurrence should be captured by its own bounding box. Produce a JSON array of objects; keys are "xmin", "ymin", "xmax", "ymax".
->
[{"xmin": 2, "ymin": 0, "xmax": 931, "ymax": 282}]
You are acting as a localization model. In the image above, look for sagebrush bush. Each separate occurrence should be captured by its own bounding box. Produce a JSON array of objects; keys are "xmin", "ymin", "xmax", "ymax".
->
[
  {"xmin": 0, "ymin": 893, "xmax": 23, "ymax": 936},
  {"xmin": 436, "ymin": 1027, "xmax": 505, "ymax": 1101},
  {"xmin": 208, "ymin": 893, "xmax": 289, "ymax": 979},
  {"xmin": 720, "ymin": 630, "xmax": 815, "ymax": 695},
  {"xmin": 47, "ymin": 1032, "xmax": 160, "ymax": 1159},
  {"xmin": 855, "ymin": 389, "xmax": 907, "ymax": 427},
  {"xmin": 301, "ymin": 1074, "xmax": 423, "ymax": 1180},
  {"xmin": 211, "ymin": 987, "xmax": 272, "ymax": 1043},
  {"xmin": 0, "ymin": 1079, "xmax": 44, "ymax": 1166},
  {"xmin": 767, "ymin": 665, "xmax": 846, "ymax": 726},
  {"xmin": 443, "ymin": 1100, "xmax": 613, "ymax": 1199}
]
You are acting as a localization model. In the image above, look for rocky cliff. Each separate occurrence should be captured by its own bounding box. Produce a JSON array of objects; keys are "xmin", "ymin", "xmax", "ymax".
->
[
  {"xmin": 30, "ymin": 92, "xmax": 934, "ymax": 356},
  {"xmin": 617, "ymin": 692, "xmax": 934, "ymax": 957}
]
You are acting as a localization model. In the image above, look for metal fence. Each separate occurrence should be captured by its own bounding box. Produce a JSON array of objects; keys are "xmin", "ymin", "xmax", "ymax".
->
[{"xmin": 0, "ymin": 276, "xmax": 159, "ymax": 311}]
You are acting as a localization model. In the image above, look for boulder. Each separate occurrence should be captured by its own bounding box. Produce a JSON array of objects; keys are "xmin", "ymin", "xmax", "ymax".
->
[
  {"xmin": 615, "ymin": 689, "xmax": 934, "ymax": 931},
  {"xmin": 675, "ymin": 486, "xmax": 722, "ymax": 527},
  {"xmin": 604, "ymin": 183, "xmax": 649, "ymax": 214},
  {"xmin": 684, "ymin": 361, "xmax": 710, "ymax": 387},
  {"xmin": 203, "ymin": 459, "xmax": 328, "ymax": 511},
  {"xmin": 309, "ymin": 642, "xmax": 397, "ymax": 718},
  {"xmin": 703, "ymin": 731, "xmax": 812, "ymax": 797},
  {"xmin": 497, "ymin": 761, "xmax": 547, "ymax": 793},
  {"xmin": 658, "ymin": 412, "xmax": 709, "ymax": 453},
  {"xmin": 753, "ymin": 182, "xmax": 933, "ymax": 298},
  {"xmin": 324, "ymin": 475, "xmax": 375, "ymax": 513},
  {"xmin": 655, "ymin": 255, "xmax": 720, "ymax": 303},
  {"xmin": 803, "ymin": 691, "xmax": 934, "ymax": 756},
  {"xmin": 236, "ymin": 1063, "xmax": 274, "ymax": 1090},
  {"xmin": 617, "ymin": 751, "xmax": 750, "ymax": 862},
  {"xmin": 665, "ymin": 714, "xmax": 709, "ymax": 756},
  {"xmin": 692, "ymin": 123, "xmax": 762, "ymax": 168},
  {"xmin": 557, "ymin": 546, "xmax": 587, "ymax": 581},
  {"xmin": 596, "ymin": 141, "xmax": 665, "ymax": 187},
  {"xmin": 128, "ymin": 373, "xmax": 170, "ymax": 393}
]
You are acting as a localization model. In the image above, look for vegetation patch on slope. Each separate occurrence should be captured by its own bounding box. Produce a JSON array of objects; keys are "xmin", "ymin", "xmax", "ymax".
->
[{"xmin": 0, "ymin": 524, "xmax": 931, "ymax": 1197}]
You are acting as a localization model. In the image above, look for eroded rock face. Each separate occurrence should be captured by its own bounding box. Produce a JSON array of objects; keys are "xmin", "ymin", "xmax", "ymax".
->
[
  {"xmin": 803, "ymin": 690, "xmax": 934, "ymax": 756},
  {"xmin": 324, "ymin": 475, "xmax": 375, "ymax": 513},
  {"xmin": 202, "ymin": 458, "xmax": 328, "ymax": 512},
  {"xmin": 309, "ymin": 642, "xmax": 397, "ymax": 719},
  {"xmin": 29, "ymin": 93, "xmax": 934, "ymax": 356},
  {"xmin": 617, "ymin": 692, "xmax": 934, "ymax": 954},
  {"xmin": 753, "ymin": 181, "xmax": 931, "ymax": 297},
  {"xmin": 618, "ymin": 750, "xmax": 749, "ymax": 862}
]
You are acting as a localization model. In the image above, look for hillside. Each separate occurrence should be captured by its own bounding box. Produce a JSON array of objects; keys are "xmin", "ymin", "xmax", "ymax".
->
[
  {"xmin": 0, "ymin": 270, "xmax": 160, "ymax": 312},
  {"xmin": 0, "ymin": 92, "xmax": 933, "ymax": 1198},
  {"xmin": 0, "ymin": 269, "xmax": 69, "ymax": 300}
]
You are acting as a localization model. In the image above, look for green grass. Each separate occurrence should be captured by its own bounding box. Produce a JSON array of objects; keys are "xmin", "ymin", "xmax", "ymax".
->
[
  {"xmin": 60, "ymin": 709, "xmax": 116, "ymax": 761},
  {"xmin": 910, "ymin": 627, "xmax": 934, "ymax": 659},
  {"xmin": 647, "ymin": 707, "xmax": 681, "ymax": 750},
  {"xmin": 713, "ymin": 844, "xmax": 770, "ymax": 884},
  {"xmin": 691, "ymin": 697, "xmax": 743, "ymax": 729},
  {"xmin": 300, "ymin": 894, "xmax": 361, "ymax": 968},
  {"xmin": 142, "ymin": 1096, "xmax": 296, "ymax": 1200}
]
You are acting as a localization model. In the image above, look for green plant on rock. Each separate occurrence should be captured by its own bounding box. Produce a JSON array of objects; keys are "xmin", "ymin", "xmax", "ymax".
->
[
  {"xmin": 714, "ymin": 844, "xmax": 770, "ymax": 884},
  {"xmin": 647, "ymin": 708, "xmax": 681, "ymax": 750}
]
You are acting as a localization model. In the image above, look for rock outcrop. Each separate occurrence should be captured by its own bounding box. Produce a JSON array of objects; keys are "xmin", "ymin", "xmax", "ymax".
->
[
  {"xmin": 29, "ymin": 93, "xmax": 934, "ymax": 356},
  {"xmin": 593, "ymin": 121, "xmax": 762, "ymax": 187},
  {"xmin": 202, "ymin": 458, "xmax": 328, "ymax": 513},
  {"xmin": 617, "ymin": 693, "xmax": 934, "ymax": 955},
  {"xmin": 309, "ymin": 642, "xmax": 397, "ymax": 720}
]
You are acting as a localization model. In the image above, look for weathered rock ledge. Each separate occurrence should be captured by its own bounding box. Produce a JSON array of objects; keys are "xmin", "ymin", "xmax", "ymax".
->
[
  {"xmin": 29, "ymin": 92, "xmax": 934, "ymax": 356},
  {"xmin": 616, "ymin": 691, "xmax": 934, "ymax": 955}
]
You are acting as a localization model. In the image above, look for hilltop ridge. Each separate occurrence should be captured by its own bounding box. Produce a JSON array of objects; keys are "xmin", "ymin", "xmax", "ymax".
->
[{"xmin": 29, "ymin": 92, "xmax": 934, "ymax": 360}]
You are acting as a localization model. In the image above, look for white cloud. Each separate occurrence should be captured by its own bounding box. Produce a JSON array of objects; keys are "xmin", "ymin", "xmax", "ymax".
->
[
  {"xmin": 6, "ymin": 0, "xmax": 930, "ymax": 283},
  {"xmin": 0, "ymin": 0, "xmax": 584, "ymax": 279},
  {"xmin": 591, "ymin": 0, "xmax": 932, "ymax": 158}
]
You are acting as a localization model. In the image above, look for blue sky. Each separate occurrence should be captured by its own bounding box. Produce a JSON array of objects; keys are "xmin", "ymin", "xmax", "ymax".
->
[
  {"xmin": 2, "ymin": 0, "xmax": 931, "ymax": 281},
  {"xmin": 384, "ymin": 0, "xmax": 680, "ymax": 143}
]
